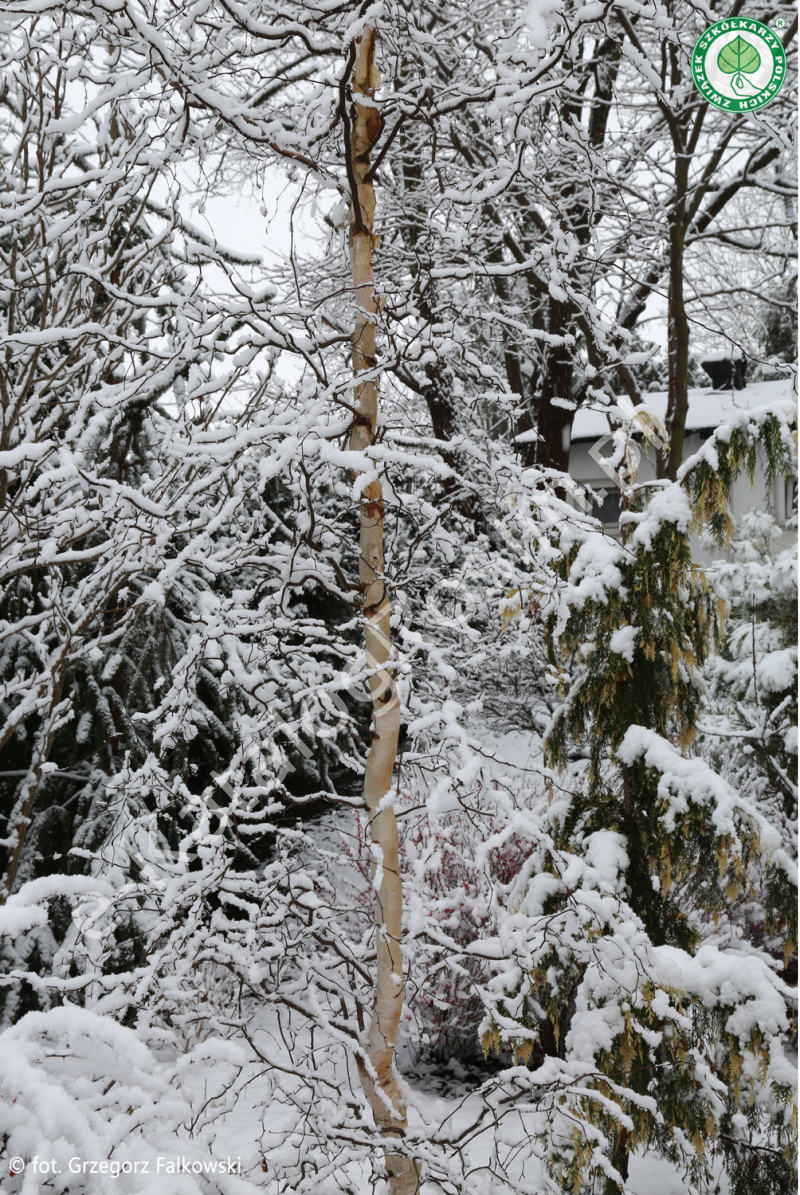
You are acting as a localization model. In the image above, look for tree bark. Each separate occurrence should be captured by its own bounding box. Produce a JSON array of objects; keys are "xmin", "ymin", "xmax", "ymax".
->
[
  {"xmin": 534, "ymin": 298, "xmax": 575, "ymax": 473},
  {"xmin": 658, "ymin": 55, "xmax": 691, "ymax": 483},
  {"xmin": 603, "ymin": 1126, "xmax": 630, "ymax": 1195},
  {"xmin": 659, "ymin": 208, "xmax": 689, "ymax": 481},
  {"xmin": 348, "ymin": 29, "xmax": 420, "ymax": 1195}
]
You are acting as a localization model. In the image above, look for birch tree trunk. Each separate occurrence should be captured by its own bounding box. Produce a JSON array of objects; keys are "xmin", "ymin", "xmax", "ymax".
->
[{"xmin": 347, "ymin": 28, "xmax": 420, "ymax": 1195}]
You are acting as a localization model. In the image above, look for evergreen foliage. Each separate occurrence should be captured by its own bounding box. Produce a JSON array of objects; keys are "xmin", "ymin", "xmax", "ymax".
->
[{"xmin": 478, "ymin": 409, "xmax": 798, "ymax": 1194}]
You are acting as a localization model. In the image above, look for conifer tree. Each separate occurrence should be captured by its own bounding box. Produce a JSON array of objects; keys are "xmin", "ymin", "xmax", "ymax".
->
[{"xmin": 483, "ymin": 407, "xmax": 798, "ymax": 1194}]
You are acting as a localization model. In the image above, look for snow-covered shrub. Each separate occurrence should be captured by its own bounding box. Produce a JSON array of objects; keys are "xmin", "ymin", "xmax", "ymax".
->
[
  {"xmin": 0, "ymin": 1005, "xmax": 254, "ymax": 1194},
  {"xmin": 706, "ymin": 510, "xmax": 797, "ymax": 841},
  {"xmin": 695, "ymin": 510, "xmax": 798, "ymax": 976},
  {"xmin": 480, "ymin": 408, "xmax": 798, "ymax": 1194},
  {"xmin": 342, "ymin": 781, "xmax": 546, "ymax": 1067}
]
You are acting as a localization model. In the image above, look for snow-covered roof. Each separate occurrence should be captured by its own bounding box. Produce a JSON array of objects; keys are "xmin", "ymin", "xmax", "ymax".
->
[
  {"xmin": 570, "ymin": 378, "xmax": 796, "ymax": 443},
  {"xmin": 701, "ymin": 348, "xmax": 744, "ymax": 363}
]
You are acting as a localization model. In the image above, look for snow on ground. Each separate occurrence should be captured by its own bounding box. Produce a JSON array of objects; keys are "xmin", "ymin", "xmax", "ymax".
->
[{"xmin": 165, "ymin": 995, "xmax": 730, "ymax": 1194}]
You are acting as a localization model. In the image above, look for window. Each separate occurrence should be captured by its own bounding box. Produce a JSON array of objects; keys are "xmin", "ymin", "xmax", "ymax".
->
[{"xmin": 588, "ymin": 483, "xmax": 621, "ymax": 528}]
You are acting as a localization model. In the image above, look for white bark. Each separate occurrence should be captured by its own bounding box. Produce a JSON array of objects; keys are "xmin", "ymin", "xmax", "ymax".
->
[{"xmin": 348, "ymin": 28, "xmax": 420, "ymax": 1195}]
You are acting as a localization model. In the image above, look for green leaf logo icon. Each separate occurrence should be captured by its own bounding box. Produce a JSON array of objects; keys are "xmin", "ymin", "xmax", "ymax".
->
[
  {"xmin": 717, "ymin": 36, "xmax": 761, "ymax": 90},
  {"xmin": 692, "ymin": 18, "xmax": 786, "ymax": 112}
]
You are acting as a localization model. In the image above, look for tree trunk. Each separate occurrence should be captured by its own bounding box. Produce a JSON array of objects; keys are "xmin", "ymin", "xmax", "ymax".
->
[
  {"xmin": 657, "ymin": 47, "xmax": 692, "ymax": 484},
  {"xmin": 603, "ymin": 1126, "xmax": 630, "ymax": 1195},
  {"xmin": 659, "ymin": 209, "xmax": 689, "ymax": 481},
  {"xmin": 348, "ymin": 30, "xmax": 420, "ymax": 1195},
  {"xmin": 535, "ymin": 298, "xmax": 574, "ymax": 473}
]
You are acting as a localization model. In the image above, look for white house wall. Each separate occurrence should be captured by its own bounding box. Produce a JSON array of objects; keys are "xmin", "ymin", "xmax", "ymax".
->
[{"xmin": 567, "ymin": 381, "xmax": 797, "ymax": 565}]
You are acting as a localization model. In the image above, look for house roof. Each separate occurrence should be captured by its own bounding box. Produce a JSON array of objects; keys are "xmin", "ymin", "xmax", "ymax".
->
[{"xmin": 570, "ymin": 378, "xmax": 796, "ymax": 443}]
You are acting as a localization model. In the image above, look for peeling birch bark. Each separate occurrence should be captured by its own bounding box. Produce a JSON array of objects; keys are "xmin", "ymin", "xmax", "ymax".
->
[{"xmin": 347, "ymin": 28, "xmax": 420, "ymax": 1195}]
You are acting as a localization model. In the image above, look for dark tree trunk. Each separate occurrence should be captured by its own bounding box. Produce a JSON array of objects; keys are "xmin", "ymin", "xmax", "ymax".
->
[
  {"xmin": 604, "ymin": 1128, "xmax": 630, "ymax": 1195},
  {"xmin": 535, "ymin": 299, "xmax": 574, "ymax": 473},
  {"xmin": 657, "ymin": 42, "xmax": 693, "ymax": 482},
  {"xmin": 660, "ymin": 209, "xmax": 689, "ymax": 481}
]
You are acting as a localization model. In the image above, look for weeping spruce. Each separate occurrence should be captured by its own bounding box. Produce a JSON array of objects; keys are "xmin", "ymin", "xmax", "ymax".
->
[{"xmin": 539, "ymin": 414, "xmax": 797, "ymax": 1195}]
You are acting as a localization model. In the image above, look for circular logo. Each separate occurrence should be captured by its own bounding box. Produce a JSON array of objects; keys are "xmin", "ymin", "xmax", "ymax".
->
[{"xmin": 691, "ymin": 18, "xmax": 786, "ymax": 112}]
